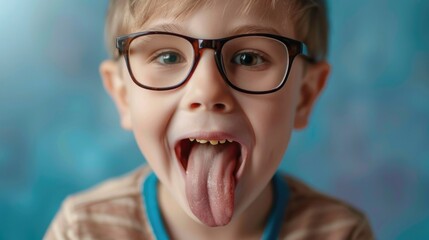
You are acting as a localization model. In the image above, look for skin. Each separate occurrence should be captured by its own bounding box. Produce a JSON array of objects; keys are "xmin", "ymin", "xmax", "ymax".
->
[{"xmin": 100, "ymin": 1, "xmax": 330, "ymax": 239}]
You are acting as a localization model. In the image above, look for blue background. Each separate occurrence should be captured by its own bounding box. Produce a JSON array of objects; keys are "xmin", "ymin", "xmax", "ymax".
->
[{"xmin": 1, "ymin": 1, "xmax": 428, "ymax": 239}]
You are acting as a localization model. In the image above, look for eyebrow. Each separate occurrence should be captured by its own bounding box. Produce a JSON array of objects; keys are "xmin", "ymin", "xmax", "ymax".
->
[
  {"xmin": 229, "ymin": 25, "xmax": 282, "ymax": 35},
  {"xmin": 144, "ymin": 23, "xmax": 187, "ymax": 33},
  {"xmin": 142, "ymin": 23, "xmax": 282, "ymax": 37}
]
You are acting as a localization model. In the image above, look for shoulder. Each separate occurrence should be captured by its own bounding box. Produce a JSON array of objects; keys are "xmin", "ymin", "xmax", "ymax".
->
[
  {"xmin": 44, "ymin": 166, "xmax": 154, "ymax": 240},
  {"xmin": 279, "ymin": 174, "xmax": 374, "ymax": 240}
]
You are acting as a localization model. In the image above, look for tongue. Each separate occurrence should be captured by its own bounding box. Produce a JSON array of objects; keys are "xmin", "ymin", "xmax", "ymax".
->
[{"xmin": 186, "ymin": 142, "xmax": 239, "ymax": 226}]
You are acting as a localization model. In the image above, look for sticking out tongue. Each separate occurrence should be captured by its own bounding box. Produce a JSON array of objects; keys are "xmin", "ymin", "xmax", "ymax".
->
[{"xmin": 185, "ymin": 142, "xmax": 239, "ymax": 226}]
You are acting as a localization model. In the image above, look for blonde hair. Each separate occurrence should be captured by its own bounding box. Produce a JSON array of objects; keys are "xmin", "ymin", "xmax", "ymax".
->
[{"xmin": 104, "ymin": 0, "xmax": 328, "ymax": 61}]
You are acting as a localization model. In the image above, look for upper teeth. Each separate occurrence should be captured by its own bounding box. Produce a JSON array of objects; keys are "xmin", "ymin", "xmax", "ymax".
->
[{"xmin": 190, "ymin": 139, "xmax": 233, "ymax": 145}]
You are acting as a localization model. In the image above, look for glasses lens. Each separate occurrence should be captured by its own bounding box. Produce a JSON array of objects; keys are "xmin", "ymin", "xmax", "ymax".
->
[
  {"xmin": 128, "ymin": 34, "xmax": 194, "ymax": 89},
  {"xmin": 221, "ymin": 36, "xmax": 289, "ymax": 92}
]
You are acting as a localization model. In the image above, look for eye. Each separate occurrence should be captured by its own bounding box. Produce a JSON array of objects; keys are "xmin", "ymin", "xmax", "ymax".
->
[
  {"xmin": 232, "ymin": 51, "xmax": 266, "ymax": 66},
  {"xmin": 153, "ymin": 51, "xmax": 184, "ymax": 65}
]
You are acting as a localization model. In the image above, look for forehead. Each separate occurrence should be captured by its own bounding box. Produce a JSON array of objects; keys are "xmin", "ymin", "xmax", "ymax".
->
[{"xmin": 128, "ymin": 0, "xmax": 295, "ymax": 37}]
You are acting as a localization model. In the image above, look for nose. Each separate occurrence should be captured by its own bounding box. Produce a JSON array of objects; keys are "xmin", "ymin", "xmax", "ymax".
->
[{"xmin": 179, "ymin": 50, "xmax": 235, "ymax": 113}]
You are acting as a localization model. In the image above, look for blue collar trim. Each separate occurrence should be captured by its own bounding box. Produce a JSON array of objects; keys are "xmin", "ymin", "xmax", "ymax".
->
[
  {"xmin": 261, "ymin": 172, "xmax": 290, "ymax": 240},
  {"xmin": 142, "ymin": 172, "xmax": 289, "ymax": 240}
]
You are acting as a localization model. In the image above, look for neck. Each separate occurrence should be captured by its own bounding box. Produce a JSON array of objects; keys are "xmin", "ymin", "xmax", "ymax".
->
[{"xmin": 158, "ymin": 181, "xmax": 274, "ymax": 240}]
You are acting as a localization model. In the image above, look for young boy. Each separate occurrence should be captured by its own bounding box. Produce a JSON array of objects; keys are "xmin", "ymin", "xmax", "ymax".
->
[{"xmin": 45, "ymin": 0, "xmax": 373, "ymax": 239}]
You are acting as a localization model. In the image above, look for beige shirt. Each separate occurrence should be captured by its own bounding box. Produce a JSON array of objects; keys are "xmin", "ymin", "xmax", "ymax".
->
[{"xmin": 44, "ymin": 166, "xmax": 374, "ymax": 240}]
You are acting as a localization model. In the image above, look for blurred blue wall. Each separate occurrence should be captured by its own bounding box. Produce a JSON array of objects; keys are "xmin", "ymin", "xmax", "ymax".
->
[{"xmin": 1, "ymin": 1, "xmax": 428, "ymax": 239}]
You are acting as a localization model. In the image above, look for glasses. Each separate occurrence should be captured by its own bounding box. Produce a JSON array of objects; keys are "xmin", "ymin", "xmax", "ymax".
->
[{"xmin": 116, "ymin": 31, "xmax": 311, "ymax": 94}]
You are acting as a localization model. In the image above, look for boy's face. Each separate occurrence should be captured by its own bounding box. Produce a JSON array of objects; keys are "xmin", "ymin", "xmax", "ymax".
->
[{"xmin": 102, "ymin": 0, "xmax": 328, "ymax": 227}]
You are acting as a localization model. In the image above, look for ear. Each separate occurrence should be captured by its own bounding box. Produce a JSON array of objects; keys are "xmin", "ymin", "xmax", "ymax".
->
[
  {"xmin": 294, "ymin": 60, "xmax": 330, "ymax": 129},
  {"xmin": 100, "ymin": 60, "xmax": 132, "ymax": 130}
]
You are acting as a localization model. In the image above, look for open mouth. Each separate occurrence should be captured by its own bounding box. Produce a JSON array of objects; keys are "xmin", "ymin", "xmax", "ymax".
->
[
  {"xmin": 174, "ymin": 138, "xmax": 245, "ymax": 179},
  {"xmin": 174, "ymin": 135, "xmax": 248, "ymax": 226}
]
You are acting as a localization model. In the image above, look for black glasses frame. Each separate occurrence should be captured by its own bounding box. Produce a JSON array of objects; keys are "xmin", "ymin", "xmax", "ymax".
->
[{"xmin": 116, "ymin": 31, "xmax": 311, "ymax": 94}]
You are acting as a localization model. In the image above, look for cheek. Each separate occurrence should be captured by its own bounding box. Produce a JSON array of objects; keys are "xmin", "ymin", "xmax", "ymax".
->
[
  {"xmin": 125, "ymin": 77, "xmax": 181, "ymax": 136},
  {"xmin": 245, "ymin": 90, "xmax": 297, "ymax": 147},
  {"xmin": 234, "ymin": 88, "xmax": 298, "ymax": 214},
  {"xmin": 126, "ymin": 86, "xmax": 180, "ymax": 173},
  {"xmin": 120, "ymin": 63, "xmax": 176, "ymax": 136},
  {"xmin": 128, "ymin": 90, "xmax": 166, "ymax": 137},
  {"xmin": 246, "ymin": 64, "xmax": 302, "ymax": 140},
  {"xmin": 238, "ymin": 75, "xmax": 301, "ymax": 172}
]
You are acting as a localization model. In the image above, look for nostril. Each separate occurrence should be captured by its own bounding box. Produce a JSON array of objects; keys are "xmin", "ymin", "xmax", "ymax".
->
[
  {"xmin": 213, "ymin": 103, "xmax": 226, "ymax": 111},
  {"xmin": 189, "ymin": 102, "xmax": 227, "ymax": 111},
  {"xmin": 190, "ymin": 103, "xmax": 201, "ymax": 109}
]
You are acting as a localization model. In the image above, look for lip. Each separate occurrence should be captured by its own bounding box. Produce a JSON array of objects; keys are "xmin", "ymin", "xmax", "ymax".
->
[{"xmin": 173, "ymin": 131, "xmax": 249, "ymax": 181}]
